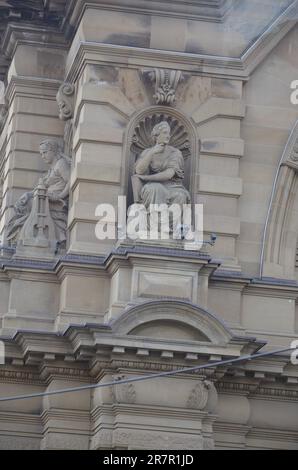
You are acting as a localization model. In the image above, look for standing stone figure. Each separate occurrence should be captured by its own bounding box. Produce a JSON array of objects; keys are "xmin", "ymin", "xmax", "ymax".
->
[
  {"xmin": 132, "ymin": 121, "xmax": 191, "ymax": 234},
  {"xmin": 6, "ymin": 139, "xmax": 71, "ymax": 247}
]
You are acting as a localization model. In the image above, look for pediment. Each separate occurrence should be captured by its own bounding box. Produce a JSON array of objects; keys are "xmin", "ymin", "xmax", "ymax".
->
[
  {"xmin": 129, "ymin": 319, "xmax": 210, "ymax": 342},
  {"xmin": 111, "ymin": 299, "xmax": 234, "ymax": 345}
]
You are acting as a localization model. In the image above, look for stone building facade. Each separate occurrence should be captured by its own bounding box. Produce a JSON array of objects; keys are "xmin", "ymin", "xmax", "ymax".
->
[{"xmin": 0, "ymin": 0, "xmax": 297, "ymax": 450}]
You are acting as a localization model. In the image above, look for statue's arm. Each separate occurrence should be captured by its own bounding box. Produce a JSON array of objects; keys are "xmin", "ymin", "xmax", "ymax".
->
[
  {"xmin": 135, "ymin": 149, "xmax": 153, "ymax": 175},
  {"xmin": 139, "ymin": 168, "xmax": 175, "ymax": 182},
  {"xmin": 56, "ymin": 182, "xmax": 70, "ymax": 200},
  {"xmin": 48, "ymin": 161, "xmax": 70, "ymax": 201}
]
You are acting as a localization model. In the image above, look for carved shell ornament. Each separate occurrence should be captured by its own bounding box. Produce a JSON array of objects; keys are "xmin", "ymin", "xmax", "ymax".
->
[{"xmin": 131, "ymin": 113, "xmax": 191, "ymax": 160}]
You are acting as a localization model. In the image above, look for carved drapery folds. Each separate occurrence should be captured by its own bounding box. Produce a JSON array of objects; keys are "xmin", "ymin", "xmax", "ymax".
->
[
  {"xmin": 129, "ymin": 112, "xmax": 192, "ymax": 205},
  {"xmin": 143, "ymin": 68, "xmax": 183, "ymax": 106},
  {"xmin": 3, "ymin": 82, "xmax": 74, "ymax": 258},
  {"xmin": 128, "ymin": 111, "xmax": 194, "ymax": 237},
  {"xmin": 6, "ymin": 138, "xmax": 70, "ymax": 257}
]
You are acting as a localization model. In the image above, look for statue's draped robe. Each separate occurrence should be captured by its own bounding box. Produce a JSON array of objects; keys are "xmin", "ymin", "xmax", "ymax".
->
[
  {"xmin": 6, "ymin": 157, "xmax": 70, "ymax": 244},
  {"xmin": 140, "ymin": 145, "xmax": 191, "ymax": 209},
  {"xmin": 43, "ymin": 157, "xmax": 70, "ymax": 243}
]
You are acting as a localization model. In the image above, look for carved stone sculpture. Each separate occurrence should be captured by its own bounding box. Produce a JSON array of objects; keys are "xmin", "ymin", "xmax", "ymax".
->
[
  {"xmin": 56, "ymin": 82, "xmax": 75, "ymax": 158},
  {"xmin": 132, "ymin": 120, "xmax": 191, "ymax": 234},
  {"xmin": 113, "ymin": 375, "xmax": 137, "ymax": 404},
  {"xmin": 145, "ymin": 69, "xmax": 183, "ymax": 105},
  {"xmin": 6, "ymin": 138, "xmax": 70, "ymax": 252},
  {"xmin": 186, "ymin": 381, "xmax": 210, "ymax": 410},
  {"xmin": 15, "ymin": 178, "xmax": 58, "ymax": 256}
]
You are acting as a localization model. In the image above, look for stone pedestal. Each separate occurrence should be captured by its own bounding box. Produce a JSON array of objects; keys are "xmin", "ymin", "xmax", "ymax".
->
[{"xmin": 105, "ymin": 239, "xmax": 219, "ymax": 320}]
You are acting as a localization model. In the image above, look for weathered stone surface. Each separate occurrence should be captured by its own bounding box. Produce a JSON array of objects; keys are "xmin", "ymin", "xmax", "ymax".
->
[{"xmin": 0, "ymin": 0, "xmax": 297, "ymax": 451}]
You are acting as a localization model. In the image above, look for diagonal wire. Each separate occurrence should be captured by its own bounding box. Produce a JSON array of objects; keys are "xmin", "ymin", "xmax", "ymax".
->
[{"xmin": 0, "ymin": 346, "xmax": 295, "ymax": 403}]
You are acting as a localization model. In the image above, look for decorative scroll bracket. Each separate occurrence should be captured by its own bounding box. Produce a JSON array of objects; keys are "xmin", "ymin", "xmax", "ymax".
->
[{"xmin": 143, "ymin": 68, "xmax": 183, "ymax": 106}]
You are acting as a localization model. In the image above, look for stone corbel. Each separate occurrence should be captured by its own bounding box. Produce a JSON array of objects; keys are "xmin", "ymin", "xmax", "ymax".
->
[{"xmin": 143, "ymin": 68, "xmax": 183, "ymax": 106}]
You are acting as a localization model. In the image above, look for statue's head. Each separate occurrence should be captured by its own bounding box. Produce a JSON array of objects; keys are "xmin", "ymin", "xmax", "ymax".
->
[
  {"xmin": 39, "ymin": 139, "xmax": 62, "ymax": 165},
  {"xmin": 151, "ymin": 121, "xmax": 171, "ymax": 146},
  {"xmin": 56, "ymin": 82, "xmax": 75, "ymax": 121}
]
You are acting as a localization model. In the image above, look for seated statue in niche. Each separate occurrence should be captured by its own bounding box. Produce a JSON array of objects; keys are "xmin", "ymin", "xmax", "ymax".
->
[
  {"xmin": 6, "ymin": 138, "xmax": 71, "ymax": 248},
  {"xmin": 132, "ymin": 121, "xmax": 191, "ymax": 234}
]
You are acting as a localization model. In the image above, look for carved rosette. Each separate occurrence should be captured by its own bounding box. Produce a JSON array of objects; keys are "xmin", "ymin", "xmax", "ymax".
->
[
  {"xmin": 186, "ymin": 380, "xmax": 212, "ymax": 410},
  {"xmin": 113, "ymin": 375, "xmax": 137, "ymax": 404}
]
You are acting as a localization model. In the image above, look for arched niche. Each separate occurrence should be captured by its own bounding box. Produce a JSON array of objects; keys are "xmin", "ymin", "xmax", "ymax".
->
[
  {"xmin": 121, "ymin": 106, "xmax": 199, "ymax": 207},
  {"xmin": 261, "ymin": 120, "xmax": 298, "ymax": 280},
  {"xmin": 111, "ymin": 299, "xmax": 235, "ymax": 345}
]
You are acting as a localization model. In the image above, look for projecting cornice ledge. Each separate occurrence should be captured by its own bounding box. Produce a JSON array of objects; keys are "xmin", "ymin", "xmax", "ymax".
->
[
  {"xmin": 0, "ymin": 1, "xmax": 297, "ymax": 81},
  {"xmin": 0, "ymin": 0, "xmax": 68, "ymax": 81},
  {"xmin": 66, "ymin": 18, "xmax": 298, "ymax": 83},
  {"xmin": 1, "ymin": 313, "xmax": 298, "ymax": 389},
  {"xmin": 68, "ymin": 0, "xmax": 234, "ymax": 24}
]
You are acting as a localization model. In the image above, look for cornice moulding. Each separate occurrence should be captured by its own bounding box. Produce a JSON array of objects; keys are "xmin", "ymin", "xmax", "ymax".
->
[
  {"xmin": 66, "ymin": 42, "xmax": 245, "ymax": 83},
  {"xmin": 1, "ymin": 22, "xmax": 67, "ymax": 60},
  {"xmin": 65, "ymin": 16, "xmax": 296, "ymax": 85},
  {"xmin": 0, "ymin": 1, "xmax": 296, "ymax": 82},
  {"xmin": 5, "ymin": 75, "xmax": 62, "ymax": 103},
  {"xmin": 67, "ymin": 0, "xmax": 233, "ymax": 24}
]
